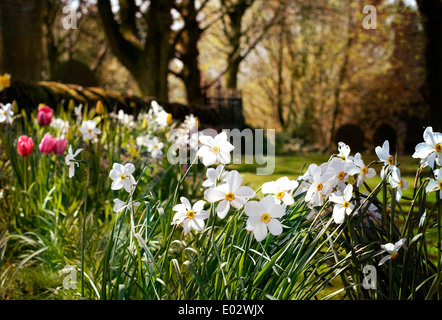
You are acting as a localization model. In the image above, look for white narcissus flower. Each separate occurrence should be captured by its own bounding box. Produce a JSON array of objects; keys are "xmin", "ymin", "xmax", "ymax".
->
[
  {"xmin": 113, "ymin": 198, "xmax": 141, "ymax": 213},
  {"xmin": 204, "ymin": 170, "xmax": 255, "ymax": 219},
  {"xmin": 305, "ymin": 164, "xmax": 333, "ymax": 207},
  {"xmin": 0, "ymin": 103, "xmax": 14, "ymax": 123},
  {"xmin": 347, "ymin": 153, "xmax": 376, "ymax": 187},
  {"xmin": 202, "ymin": 164, "xmax": 227, "ymax": 188},
  {"xmin": 109, "ymin": 163, "xmax": 137, "ymax": 193},
  {"xmin": 65, "ymin": 145, "xmax": 83, "ymax": 178},
  {"xmin": 379, "ymin": 238, "xmax": 406, "ymax": 266},
  {"xmin": 388, "ymin": 167, "xmax": 408, "ymax": 200},
  {"xmin": 244, "ymin": 195, "xmax": 286, "ymax": 242},
  {"xmin": 171, "ymin": 197, "xmax": 209, "ymax": 235},
  {"xmin": 412, "ymin": 126, "xmax": 442, "ymax": 169},
  {"xmin": 196, "ymin": 131, "xmax": 234, "ymax": 166},
  {"xmin": 261, "ymin": 176, "xmax": 298, "ymax": 205},
  {"xmin": 136, "ymin": 134, "xmax": 150, "ymax": 148},
  {"xmin": 426, "ymin": 168, "xmax": 442, "ymax": 199},
  {"xmin": 79, "ymin": 120, "xmax": 101, "ymax": 141},
  {"xmin": 337, "ymin": 142, "xmax": 353, "ymax": 162},
  {"xmin": 74, "ymin": 104, "xmax": 83, "ymax": 124},
  {"xmin": 327, "ymin": 157, "xmax": 353, "ymax": 188},
  {"xmin": 147, "ymin": 136, "xmax": 164, "ymax": 158},
  {"xmin": 50, "ymin": 117, "xmax": 70, "ymax": 135},
  {"xmin": 151, "ymin": 101, "xmax": 171, "ymax": 129},
  {"xmin": 375, "ymin": 140, "xmax": 395, "ymax": 168},
  {"xmin": 182, "ymin": 114, "xmax": 198, "ymax": 131},
  {"xmin": 329, "ymin": 184, "xmax": 355, "ymax": 224}
]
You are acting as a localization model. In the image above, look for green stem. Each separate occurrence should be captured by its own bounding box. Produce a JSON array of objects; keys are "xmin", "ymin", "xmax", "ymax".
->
[
  {"xmin": 437, "ymin": 190, "xmax": 441, "ymax": 299},
  {"xmin": 81, "ymin": 161, "xmax": 90, "ymax": 298}
]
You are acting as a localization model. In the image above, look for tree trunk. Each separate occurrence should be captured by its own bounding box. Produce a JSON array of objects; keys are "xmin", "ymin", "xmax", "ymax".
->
[
  {"xmin": 225, "ymin": 57, "xmax": 241, "ymax": 89},
  {"xmin": 0, "ymin": 0, "xmax": 45, "ymax": 81},
  {"xmin": 417, "ymin": 0, "xmax": 442, "ymax": 132},
  {"xmin": 97, "ymin": 0, "xmax": 172, "ymax": 100},
  {"xmin": 177, "ymin": 0, "xmax": 204, "ymax": 105},
  {"xmin": 143, "ymin": 0, "xmax": 172, "ymax": 100}
]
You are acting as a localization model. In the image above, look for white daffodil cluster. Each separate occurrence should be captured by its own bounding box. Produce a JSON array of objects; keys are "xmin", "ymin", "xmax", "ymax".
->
[
  {"xmin": 296, "ymin": 142, "xmax": 378, "ymax": 224},
  {"xmin": 412, "ymin": 127, "xmax": 442, "ymax": 199}
]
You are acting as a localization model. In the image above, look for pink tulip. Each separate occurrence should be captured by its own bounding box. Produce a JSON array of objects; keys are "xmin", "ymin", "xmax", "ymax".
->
[
  {"xmin": 17, "ymin": 135, "xmax": 34, "ymax": 157},
  {"xmin": 53, "ymin": 138, "xmax": 68, "ymax": 156},
  {"xmin": 39, "ymin": 133, "xmax": 57, "ymax": 154},
  {"xmin": 37, "ymin": 105, "xmax": 54, "ymax": 126}
]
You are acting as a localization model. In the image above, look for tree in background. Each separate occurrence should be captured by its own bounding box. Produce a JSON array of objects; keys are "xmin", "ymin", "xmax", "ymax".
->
[
  {"xmin": 0, "ymin": 0, "xmax": 46, "ymax": 81},
  {"xmin": 97, "ymin": 0, "xmax": 173, "ymax": 100},
  {"xmin": 416, "ymin": 0, "xmax": 442, "ymax": 132}
]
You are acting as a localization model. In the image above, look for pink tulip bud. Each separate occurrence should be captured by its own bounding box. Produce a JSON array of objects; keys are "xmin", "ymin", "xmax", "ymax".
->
[
  {"xmin": 53, "ymin": 138, "xmax": 68, "ymax": 156},
  {"xmin": 17, "ymin": 135, "xmax": 34, "ymax": 157},
  {"xmin": 37, "ymin": 105, "xmax": 54, "ymax": 126},
  {"xmin": 39, "ymin": 133, "xmax": 57, "ymax": 154}
]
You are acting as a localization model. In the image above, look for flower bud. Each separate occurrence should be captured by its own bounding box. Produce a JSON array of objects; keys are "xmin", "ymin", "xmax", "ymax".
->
[
  {"xmin": 37, "ymin": 105, "xmax": 54, "ymax": 126},
  {"xmin": 96, "ymin": 100, "xmax": 105, "ymax": 115},
  {"xmin": 53, "ymin": 138, "xmax": 68, "ymax": 156},
  {"xmin": 17, "ymin": 135, "xmax": 33, "ymax": 157},
  {"xmin": 39, "ymin": 133, "xmax": 57, "ymax": 154}
]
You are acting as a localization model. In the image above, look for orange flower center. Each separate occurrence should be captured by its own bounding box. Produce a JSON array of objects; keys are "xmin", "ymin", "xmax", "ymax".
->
[
  {"xmin": 261, "ymin": 213, "xmax": 271, "ymax": 223},
  {"xmin": 399, "ymin": 179, "xmax": 405, "ymax": 189},
  {"xmin": 186, "ymin": 210, "xmax": 195, "ymax": 219},
  {"xmin": 391, "ymin": 252, "xmax": 399, "ymax": 260},
  {"xmin": 388, "ymin": 157, "xmax": 394, "ymax": 166},
  {"xmin": 343, "ymin": 201, "xmax": 350, "ymax": 209},
  {"xmin": 338, "ymin": 171, "xmax": 346, "ymax": 180},
  {"xmin": 316, "ymin": 183, "xmax": 323, "ymax": 191},
  {"xmin": 436, "ymin": 143, "xmax": 442, "ymax": 153},
  {"xmin": 212, "ymin": 146, "xmax": 220, "ymax": 154},
  {"xmin": 225, "ymin": 192, "xmax": 235, "ymax": 201},
  {"xmin": 361, "ymin": 167, "xmax": 368, "ymax": 175}
]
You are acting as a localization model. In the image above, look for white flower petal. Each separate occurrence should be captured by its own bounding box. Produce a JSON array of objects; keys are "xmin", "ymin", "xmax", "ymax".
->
[
  {"xmin": 267, "ymin": 219, "xmax": 283, "ymax": 236},
  {"xmin": 216, "ymin": 200, "xmax": 230, "ymax": 219}
]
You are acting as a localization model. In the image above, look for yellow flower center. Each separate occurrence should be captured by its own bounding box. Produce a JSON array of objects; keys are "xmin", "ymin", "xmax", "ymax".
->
[
  {"xmin": 186, "ymin": 210, "xmax": 195, "ymax": 219},
  {"xmin": 154, "ymin": 144, "xmax": 158, "ymax": 149},
  {"xmin": 436, "ymin": 143, "xmax": 442, "ymax": 153},
  {"xmin": 338, "ymin": 171, "xmax": 346, "ymax": 180},
  {"xmin": 276, "ymin": 191, "xmax": 285, "ymax": 199},
  {"xmin": 316, "ymin": 183, "xmax": 323, "ymax": 191},
  {"xmin": 225, "ymin": 192, "xmax": 235, "ymax": 201},
  {"xmin": 120, "ymin": 174, "xmax": 127, "ymax": 180},
  {"xmin": 343, "ymin": 201, "xmax": 350, "ymax": 209},
  {"xmin": 261, "ymin": 213, "xmax": 271, "ymax": 223},
  {"xmin": 439, "ymin": 181, "xmax": 442, "ymax": 190},
  {"xmin": 399, "ymin": 179, "xmax": 405, "ymax": 189},
  {"xmin": 167, "ymin": 113, "xmax": 173, "ymax": 125},
  {"xmin": 361, "ymin": 167, "xmax": 368, "ymax": 175},
  {"xmin": 388, "ymin": 156, "xmax": 394, "ymax": 166},
  {"xmin": 211, "ymin": 146, "xmax": 220, "ymax": 154}
]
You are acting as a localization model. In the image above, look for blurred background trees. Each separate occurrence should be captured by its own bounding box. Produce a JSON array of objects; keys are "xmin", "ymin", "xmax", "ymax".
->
[{"xmin": 0, "ymin": 0, "xmax": 434, "ymax": 153}]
